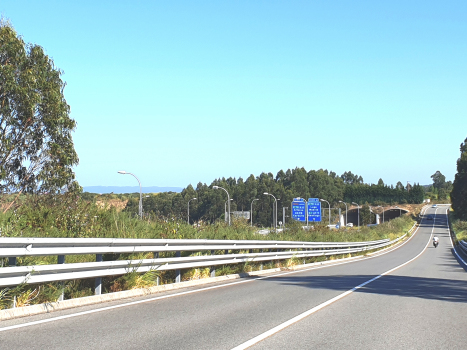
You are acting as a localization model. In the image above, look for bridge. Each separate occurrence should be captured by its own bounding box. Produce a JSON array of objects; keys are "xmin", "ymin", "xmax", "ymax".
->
[{"xmin": 1, "ymin": 204, "xmax": 466, "ymax": 349}]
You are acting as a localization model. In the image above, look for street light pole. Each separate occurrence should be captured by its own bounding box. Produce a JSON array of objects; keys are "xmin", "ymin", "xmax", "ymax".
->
[
  {"xmin": 187, "ymin": 198, "xmax": 197, "ymax": 224},
  {"xmin": 264, "ymin": 192, "xmax": 277, "ymax": 229},
  {"xmin": 276, "ymin": 199, "xmax": 281, "ymax": 228},
  {"xmin": 118, "ymin": 171, "xmax": 142, "ymax": 219},
  {"xmin": 352, "ymin": 202, "xmax": 360, "ymax": 227},
  {"xmin": 224, "ymin": 199, "xmax": 233, "ymax": 222},
  {"xmin": 283, "ymin": 207, "xmax": 288, "ymax": 230},
  {"xmin": 250, "ymin": 199, "xmax": 259, "ymax": 226},
  {"xmin": 320, "ymin": 199, "xmax": 331, "ymax": 226},
  {"xmin": 213, "ymin": 186, "xmax": 231, "ymax": 225},
  {"xmin": 339, "ymin": 201, "xmax": 348, "ymax": 228}
]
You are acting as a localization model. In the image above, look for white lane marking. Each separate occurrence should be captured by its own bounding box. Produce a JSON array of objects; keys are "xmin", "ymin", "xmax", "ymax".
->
[
  {"xmin": 231, "ymin": 209, "xmax": 438, "ymax": 350},
  {"xmin": 0, "ymin": 209, "xmax": 428, "ymax": 333}
]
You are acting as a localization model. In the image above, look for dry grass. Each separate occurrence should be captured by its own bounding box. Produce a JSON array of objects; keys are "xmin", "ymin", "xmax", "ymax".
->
[{"xmin": 95, "ymin": 199, "xmax": 128, "ymax": 212}]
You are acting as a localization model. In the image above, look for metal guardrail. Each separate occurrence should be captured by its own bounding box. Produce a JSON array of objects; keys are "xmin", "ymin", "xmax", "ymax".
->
[
  {"xmin": 0, "ymin": 223, "xmax": 417, "ymax": 293},
  {"xmin": 458, "ymin": 240, "xmax": 467, "ymax": 255},
  {"xmin": 0, "ymin": 237, "xmax": 389, "ymax": 257}
]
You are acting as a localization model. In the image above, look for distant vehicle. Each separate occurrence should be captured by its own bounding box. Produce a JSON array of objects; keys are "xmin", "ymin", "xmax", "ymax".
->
[
  {"xmin": 432, "ymin": 204, "xmax": 437, "ymax": 208},
  {"xmin": 346, "ymin": 223, "xmax": 353, "ymax": 227}
]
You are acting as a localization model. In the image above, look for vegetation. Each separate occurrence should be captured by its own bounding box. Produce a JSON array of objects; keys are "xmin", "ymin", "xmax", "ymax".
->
[
  {"xmin": 86, "ymin": 168, "xmax": 425, "ymax": 228},
  {"xmin": 450, "ymin": 214, "xmax": 467, "ymax": 243},
  {"xmin": 424, "ymin": 170, "xmax": 453, "ymax": 201},
  {"xmin": 451, "ymin": 137, "xmax": 467, "ymax": 220},
  {"xmin": 449, "ymin": 136, "xmax": 467, "ymax": 245},
  {"xmin": 0, "ymin": 19, "xmax": 80, "ymax": 210}
]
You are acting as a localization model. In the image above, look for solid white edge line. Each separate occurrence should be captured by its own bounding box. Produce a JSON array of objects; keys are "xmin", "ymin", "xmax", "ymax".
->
[
  {"xmin": 0, "ymin": 206, "xmax": 429, "ymax": 333},
  {"xmin": 230, "ymin": 206, "xmax": 438, "ymax": 350}
]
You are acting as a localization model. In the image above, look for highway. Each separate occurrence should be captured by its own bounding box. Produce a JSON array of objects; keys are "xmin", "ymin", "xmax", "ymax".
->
[{"xmin": 1, "ymin": 204, "xmax": 466, "ymax": 349}]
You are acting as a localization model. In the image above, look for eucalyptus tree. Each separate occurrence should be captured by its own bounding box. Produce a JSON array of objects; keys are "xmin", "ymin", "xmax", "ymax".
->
[
  {"xmin": 0, "ymin": 21, "xmax": 80, "ymax": 202},
  {"xmin": 431, "ymin": 171, "xmax": 446, "ymax": 190}
]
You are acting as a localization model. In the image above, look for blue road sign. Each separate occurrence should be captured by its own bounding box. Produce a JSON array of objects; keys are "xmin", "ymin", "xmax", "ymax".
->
[
  {"xmin": 307, "ymin": 198, "xmax": 322, "ymax": 222},
  {"xmin": 292, "ymin": 200, "xmax": 306, "ymax": 222}
]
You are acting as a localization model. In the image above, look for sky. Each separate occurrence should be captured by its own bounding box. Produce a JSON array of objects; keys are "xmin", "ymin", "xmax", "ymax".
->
[{"xmin": 1, "ymin": 1, "xmax": 466, "ymax": 189}]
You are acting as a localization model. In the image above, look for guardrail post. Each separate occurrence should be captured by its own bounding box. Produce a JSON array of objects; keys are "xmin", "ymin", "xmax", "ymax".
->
[
  {"xmin": 95, "ymin": 254, "xmax": 103, "ymax": 295},
  {"xmin": 153, "ymin": 252, "xmax": 160, "ymax": 285},
  {"xmin": 57, "ymin": 255, "xmax": 65, "ymax": 301},
  {"xmin": 210, "ymin": 250, "xmax": 216, "ymax": 277},
  {"xmin": 175, "ymin": 251, "xmax": 181, "ymax": 283},
  {"xmin": 260, "ymin": 249, "xmax": 263, "ymax": 270},
  {"xmin": 8, "ymin": 257, "xmax": 16, "ymax": 266}
]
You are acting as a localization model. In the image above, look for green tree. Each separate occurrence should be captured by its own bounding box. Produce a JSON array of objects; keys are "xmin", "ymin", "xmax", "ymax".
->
[
  {"xmin": 431, "ymin": 171, "xmax": 446, "ymax": 190},
  {"xmin": 438, "ymin": 188, "xmax": 447, "ymax": 201},
  {"xmin": 451, "ymin": 137, "xmax": 467, "ymax": 219},
  {"xmin": 341, "ymin": 171, "xmax": 363, "ymax": 185},
  {"xmin": 361, "ymin": 204, "xmax": 375, "ymax": 225},
  {"xmin": 0, "ymin": 21, "xmax": 80, "ymax": 199}
]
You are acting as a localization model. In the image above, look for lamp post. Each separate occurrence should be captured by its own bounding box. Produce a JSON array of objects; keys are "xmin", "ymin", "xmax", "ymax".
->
[
  {"xmin": 118, "ymin": 171, "xmax": 142, "ymax": 219},
  {"xmin": 352, "ymin": 202, "xmax": 360, "ymax": 227},
  {"xmin": 213, "ymin": 186, "xmax": 231, "ymax": 225},
  {"xmin": 250, "ymin": 199, "xmax": 259, "ymax": 226},
  {"xmin": 339, "ymin": 201, "xmax": 348, "ymax": 228},
  {"xmin": 320, "ymin": 199, "xmax": 331, "ymax": 225},
  {"xmin": 282, "ymin": 207, "xmax": 288, "ymax": 230},
  {"xmin": 224, "ymin": 199, "xmax": 233, "ymax": 222},
  {"xmin": 187, "ymin": 198, "xmax": 197, "ymax": 224},
  {"xmin": 264, "ymin": 192, "xmax": 277, "ymax": 229},
  {"xmin": 277, "ymin": 198, "xmax": 281, "ymax": 226}
]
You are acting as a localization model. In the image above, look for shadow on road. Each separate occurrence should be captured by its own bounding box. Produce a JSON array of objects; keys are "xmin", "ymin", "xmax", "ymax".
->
[{"xmin": 265, "ymin": 273, "xmax": 467, "ymax": 303}]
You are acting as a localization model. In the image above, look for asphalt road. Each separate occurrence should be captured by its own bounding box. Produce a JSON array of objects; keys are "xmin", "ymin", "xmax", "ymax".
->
[{"xmin": 1, "ymin": 204, "xmax": 466, "ymax": 349}]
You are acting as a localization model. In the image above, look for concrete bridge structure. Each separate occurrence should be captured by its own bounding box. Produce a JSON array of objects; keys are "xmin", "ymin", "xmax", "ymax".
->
[{"xmin": 340, "ymin": 205, "xmax": 411, "ymax": 227}]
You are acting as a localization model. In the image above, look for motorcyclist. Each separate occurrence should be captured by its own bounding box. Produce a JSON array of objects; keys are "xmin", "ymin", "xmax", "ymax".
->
[{"xmin": 433, "ymin": 236, "xmax": 439, "ymax": 248}]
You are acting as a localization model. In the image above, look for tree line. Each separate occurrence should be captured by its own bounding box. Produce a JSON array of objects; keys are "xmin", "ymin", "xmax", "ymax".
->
[{"xmin": 119, "ymin": 168, "xmax": 425, "ymax": 227}]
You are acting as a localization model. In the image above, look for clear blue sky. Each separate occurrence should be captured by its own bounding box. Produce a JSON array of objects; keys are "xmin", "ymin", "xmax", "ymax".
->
[{"xmin": 2, "ymin": 1, "xmax": 466, "ymax": 189}]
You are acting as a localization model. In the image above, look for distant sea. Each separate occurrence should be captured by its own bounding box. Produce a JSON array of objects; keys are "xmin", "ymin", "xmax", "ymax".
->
[{"xmin": 83, "ymin": 186, "xmax": 183, "ymax": 194}]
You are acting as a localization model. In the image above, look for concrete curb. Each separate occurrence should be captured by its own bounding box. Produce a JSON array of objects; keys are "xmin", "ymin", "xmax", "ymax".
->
[{"xmin": 0, "ymin": 228, "xmax": 414, "ymax": 321}]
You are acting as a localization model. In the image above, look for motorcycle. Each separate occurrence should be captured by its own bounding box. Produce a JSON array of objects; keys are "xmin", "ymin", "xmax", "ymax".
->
[{"xmin": 433, "ymin": 240, "xmax": 439, "ymax": 248}]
